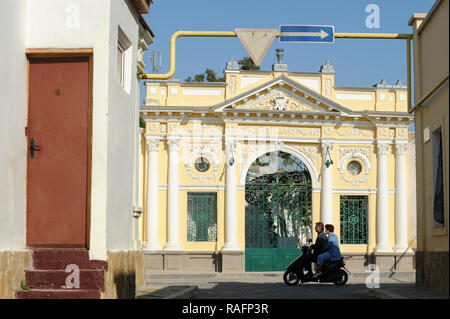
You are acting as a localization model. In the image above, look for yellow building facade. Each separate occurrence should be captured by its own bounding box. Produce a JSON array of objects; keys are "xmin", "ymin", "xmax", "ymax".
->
[
  {"xmin": 139, "ymin": 56, "xmax": 416, "ymax": 273},
  {"xmin": 409, "ymin": 0, "xmax": 449, "ymax": 292}
]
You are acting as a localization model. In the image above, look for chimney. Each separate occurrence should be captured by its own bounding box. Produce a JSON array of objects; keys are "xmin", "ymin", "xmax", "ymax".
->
[{"xmin": 272, "ymin": 49, "xmax": 288, "ymax": 71}]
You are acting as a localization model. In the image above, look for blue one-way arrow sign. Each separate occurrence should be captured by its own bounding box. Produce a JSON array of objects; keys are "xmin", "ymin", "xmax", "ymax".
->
[{"xmin": 279, "ymin": 25, "xmax": 334, "ymax": 43}]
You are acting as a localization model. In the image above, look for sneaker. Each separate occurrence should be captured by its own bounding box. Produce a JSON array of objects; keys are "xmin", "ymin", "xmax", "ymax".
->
[{"xmin": 312, "ymin": 272, "xmax": 321, "ymax": 279}]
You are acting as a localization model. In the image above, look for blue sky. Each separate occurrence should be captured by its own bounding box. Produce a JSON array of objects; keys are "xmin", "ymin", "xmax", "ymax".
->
[{"xmin": 141, "ymin": 0, "xmax": 435, "ymax": 105}]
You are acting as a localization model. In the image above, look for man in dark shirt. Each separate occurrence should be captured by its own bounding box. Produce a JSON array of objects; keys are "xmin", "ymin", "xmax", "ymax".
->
[{"xmin": 305, "ymin": 222, "xmax": 328, "ymax": 276}]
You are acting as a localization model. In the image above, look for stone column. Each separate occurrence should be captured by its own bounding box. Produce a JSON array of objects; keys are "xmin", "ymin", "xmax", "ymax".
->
[
  {"xmin": 394, "ymin": 142, "xmax": 409, "ymax": 252},
  {"xmin": 165, "ymin": 137, "xmax": 182, "ymax": 250},
  {"xmin": 321, "ymin": 142, "xmax": 333, "ymax": 225},
  {"xmin": 375, "ymin": 142, "xmax": 393, "ymax": 252},
  {"xmin": 144, "ymin": 136, "xmax": 161, "ymax": 251},
  {"xmin": 222, "ymin": 138, "xmax": 240, "ymax": 251}
]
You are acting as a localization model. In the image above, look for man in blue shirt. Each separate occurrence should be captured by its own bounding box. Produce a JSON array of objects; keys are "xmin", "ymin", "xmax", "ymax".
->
[{"xmin": 313, "ymin": 224, "xmax": 342, "ymax": 278}]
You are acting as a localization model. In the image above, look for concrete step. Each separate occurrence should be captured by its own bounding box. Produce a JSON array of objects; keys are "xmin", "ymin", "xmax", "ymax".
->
[
  {"xmin": 16, "ymin": 248, "xmax": 107, "ymax": 299},
  {"xmin": 25, "ymin": 269, "xmax": 105, "ymax": 291},
  {"xmin": 32, "ymin": 248, "xmax": 89, "ymax": 260},
  {"xmin": 33, "ymin": 259, "xmax": 108, "ymax": 270},
  {"xmin": 32, "ymin": 248, "xmax": 107, "ymax": 270},
  {"xmin": 16, "ymin": 289, "xmax": 100, "ymax": 299}
]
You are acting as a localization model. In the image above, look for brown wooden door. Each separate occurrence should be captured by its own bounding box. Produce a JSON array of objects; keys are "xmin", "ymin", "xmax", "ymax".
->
[{"xmin": 27, "ymin": 57, "xmax": 90, "ymax": 247}]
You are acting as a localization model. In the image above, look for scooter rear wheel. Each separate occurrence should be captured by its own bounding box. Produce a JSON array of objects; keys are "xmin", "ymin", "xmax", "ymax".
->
[
  {"xmin": 333, "ymin": 269, "xmax": 348, "ymax": 285},
  {"xmin": 283, "ymin": 270, "xmax": 300, "ymax": 286}
]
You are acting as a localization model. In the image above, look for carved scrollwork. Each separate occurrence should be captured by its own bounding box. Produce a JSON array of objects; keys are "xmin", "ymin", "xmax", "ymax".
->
[
  {"xmin": 185, "ymin": 142, "xmax": 221, "ymax": 183},
  {"xmin": 338, "ymin": 145, "xmax": 372, "ymax": 186}
]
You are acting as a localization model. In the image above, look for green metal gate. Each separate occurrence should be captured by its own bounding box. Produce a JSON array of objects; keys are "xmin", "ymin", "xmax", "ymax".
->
[{"xmin": 245, "ymin": 151, "xmax": 312, "ymax": 271}]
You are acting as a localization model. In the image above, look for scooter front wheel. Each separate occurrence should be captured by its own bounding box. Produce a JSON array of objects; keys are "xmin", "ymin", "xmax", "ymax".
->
[{"xmin": 283, "ymin": 270, "xmax": 300, "ymax": 286}]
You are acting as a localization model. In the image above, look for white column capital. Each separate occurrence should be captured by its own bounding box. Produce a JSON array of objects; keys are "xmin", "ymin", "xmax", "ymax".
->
[
  {"xmin": 321, "ymin": 141, "xmax": 334, "ymax": 153},
  {"xmin": 395, "ymin": 142, "xmax": 408, "ymax": 155},
  {"xmin": 376, "ymin": 142, "xmax": 390, "ymax": 155},
  {"xmin": 167, "ymin": 136, "xmax": 181, "ymax": 152},
  {"xmin": 145, "ymin": 136, "xmax": 160, "ymax": 152}
]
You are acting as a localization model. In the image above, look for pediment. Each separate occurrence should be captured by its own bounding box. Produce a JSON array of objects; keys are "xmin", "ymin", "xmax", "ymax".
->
[
  {"xmin": 229, "ymin": 87, "xmax": 328, "ymax": 112},
  {"xmin": 212, "ymin": 75, "xmax": 352, "ymax": 114}
]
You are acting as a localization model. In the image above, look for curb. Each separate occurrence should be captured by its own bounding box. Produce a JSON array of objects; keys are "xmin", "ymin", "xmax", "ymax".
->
[
  {"xmin": 136, "ymin": 285, "xmax": 198, "ymax": 299},
  {"xmin": 163, "ymin": 286, "xmax": 198, "ymax": 299}
]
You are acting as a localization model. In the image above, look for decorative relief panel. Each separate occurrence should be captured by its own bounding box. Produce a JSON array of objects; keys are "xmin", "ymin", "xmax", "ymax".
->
[
  {"xmin": 239, "ymin": 142, "xmax": 319, "ymax": 170},
  {"xmin": 335, "ymin": 127, "xmax": 373, "ymax": 138},
  {"xmin": 228, "ymin": 123, "xmax": 320, "ymax": 138},
  {"xmin": 378, "ymin": 127, "xmax": 388, "ymax": 137},
  {"xmin": 389, "ymin": 129, "xmax": 395, "ymax": 137},
  {"xmin": 323, "ymin": 127, "xmax": 333, "ymax": 137},
  {"xmin": 169, "ymin": 123, "xmax": 222, "ymax": 136},
  {"xmin": 290, "ymin": 145, "xmax": 319, "ymax": 169},
  {"xmin": 325, "ymin": 79, "xmax": 331, "ymax": 97},
  {"xmin": 338, "ymin": 145, "xmax": 372, "ymax": 186},
  {"xmin": 184, "ymin": 141, "xmax": 222, "ymax": 183},
  {"xmin": 397, "ymin": 128, "xmax": 406, "ymax": 137},
  {"xmin": 237, "ymin": 88, "xmax": 325, "ymax": 112},
  {"xmin": 147, "ymin": 123, "xmax": 159, "ymax": 132},
  {"xmin": 229, "ymin": 76, "xmax": 236, "ymax": 96}
]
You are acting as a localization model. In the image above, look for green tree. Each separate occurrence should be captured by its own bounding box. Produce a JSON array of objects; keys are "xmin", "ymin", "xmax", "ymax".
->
[
  {"xmin": 184, "ymin": 68, "xmax": 225, "ymax": 83},
  {"xmin": 194, "ymin": 73, "xmax": 205, "ymax": 82},
  {"xmin": 238, "ymin": 56, "xmax": 260, "ymax": 71},
  {"xmin": 205, "ymin": 68, "xmax": 217, "ymax": 82},
  {"xmin": 184, "ymin": 55, "xmax": 260, "ymax": 83}
]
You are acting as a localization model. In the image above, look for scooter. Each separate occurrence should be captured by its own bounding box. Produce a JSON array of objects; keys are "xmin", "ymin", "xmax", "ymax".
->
[{"xmin": 283, "ymin": 239, "xmax": 350, "ymax": 286}]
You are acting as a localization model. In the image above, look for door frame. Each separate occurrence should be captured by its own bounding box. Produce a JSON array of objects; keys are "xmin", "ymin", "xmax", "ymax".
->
[{"xmin": 25, "ymin": 49, "xmax": 93, "ymax": 249}]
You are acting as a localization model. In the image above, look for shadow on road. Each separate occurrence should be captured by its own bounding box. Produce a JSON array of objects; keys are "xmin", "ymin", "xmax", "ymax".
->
[{"xmin": 188, "ymin": 281, "xmax": 385, "ymax": 299}]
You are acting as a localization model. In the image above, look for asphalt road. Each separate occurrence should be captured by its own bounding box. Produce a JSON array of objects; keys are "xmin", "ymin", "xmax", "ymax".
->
[{"xmin": 146, "ymin": 272, "xmax": 415, "ymax": 299}]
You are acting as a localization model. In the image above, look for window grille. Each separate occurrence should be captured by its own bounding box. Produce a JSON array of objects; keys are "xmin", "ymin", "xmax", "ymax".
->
[
  {"xmin": 340, "ymin": 195, "xmax": 368, "ymax": 244},
  {"xmin": 187, "ymin": 192, "xmax": 217, "ymax": 242}
]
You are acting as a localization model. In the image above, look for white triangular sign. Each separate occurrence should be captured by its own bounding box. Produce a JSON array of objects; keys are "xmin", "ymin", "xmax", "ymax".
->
[{"xmin": 235, "ymin": 28, "xmax": 278, "ymax": 66}]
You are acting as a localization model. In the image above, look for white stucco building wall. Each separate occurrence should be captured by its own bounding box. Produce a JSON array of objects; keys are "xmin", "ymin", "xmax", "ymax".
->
[
  {"xmin": 0, "ymin": 0, "xmax": 29, "ymax": 250},
  {"xmin": 106, "ymin": 0, "xmax": 141, "ymax": 251},
  {"xmin": 0, "ymin": 0, "xmax": 147, "ymax": 259}
]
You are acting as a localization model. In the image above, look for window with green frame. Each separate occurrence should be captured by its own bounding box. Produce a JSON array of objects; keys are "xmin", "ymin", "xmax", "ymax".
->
[
  {"xmin": 187, "ymin": 192, "xmax": 217, "ymax": 242},
  {"xmin": 340, "ymin": 195, "xmax": 368, "ymax": 244}
]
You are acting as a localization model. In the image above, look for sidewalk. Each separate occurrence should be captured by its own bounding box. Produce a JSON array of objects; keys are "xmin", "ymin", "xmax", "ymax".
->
[
  {"xmin": 136, "ymin": 285, "xmax": 198, "ymax": 299},
  {"xmin": 369, "ymin": 284, "xmax": 448, "ymax": 299}
]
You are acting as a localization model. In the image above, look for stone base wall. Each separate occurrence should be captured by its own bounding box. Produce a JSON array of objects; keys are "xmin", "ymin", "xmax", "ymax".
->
[
  {"xmin": 416, "ymin": 251, "xmax": 449, "ymax": 292},
  {"xmin": 102, "ymin": 250, "xmax": 144, "ymax": 299},
  {"xmin": 144, "ymin": 251, "xmax": 414, "ymax": 274},
  {"xmin": 342, "ymin": 252, "xmax": 415, "ymax": 272},
  {"xmin": 0, "ymin": 250, "xmax": 33, "ymax": 299},
  {"xmin": 145, "ymin": 251, "xmax": 220, "ymax": 273}
]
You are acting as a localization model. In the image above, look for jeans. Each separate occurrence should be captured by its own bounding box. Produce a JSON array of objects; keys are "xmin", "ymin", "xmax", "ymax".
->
[{"xmin": 317, "ymin": 251, "xmax": 331, "ymax": 266}]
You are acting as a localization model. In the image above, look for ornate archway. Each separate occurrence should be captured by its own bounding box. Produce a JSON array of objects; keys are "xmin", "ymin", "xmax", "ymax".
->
[{"xmin": 245, "ymin": 151, "xmax": 312, "ymax": 271}]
